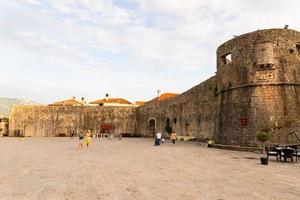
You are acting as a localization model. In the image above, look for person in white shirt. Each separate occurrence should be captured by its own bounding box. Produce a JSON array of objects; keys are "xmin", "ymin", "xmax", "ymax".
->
[{"xmin": 155, "ymin": 132, "xmax": 162, "ymax": 146}]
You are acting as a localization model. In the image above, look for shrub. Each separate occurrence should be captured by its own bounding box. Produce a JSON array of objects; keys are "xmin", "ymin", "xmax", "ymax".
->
[
  {"xmin": 1, "ymin": 117, "xmax": 9, "ymax": 122},
  {"xmin": 165, "ymin": 118, "xmax": 172, "ymax": 134},
  {"xmin": 256, "ymin": 131, "xmax": 269, "ymax": 143}
]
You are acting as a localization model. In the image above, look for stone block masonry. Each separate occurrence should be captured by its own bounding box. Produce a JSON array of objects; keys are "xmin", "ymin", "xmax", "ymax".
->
[
  {"xmin": 9, "ymin": 106, "xmax": 136, "ymax": 137},
  {"xmin": 215, "ymin": 29, "xmax": 300, "ymax": 145},
  {"xmin": 136, "ymin": 76, "xmax": 217, "ymax": 140}
]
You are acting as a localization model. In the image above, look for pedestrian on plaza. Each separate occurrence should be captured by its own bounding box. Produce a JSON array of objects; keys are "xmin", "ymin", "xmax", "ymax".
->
[
  {"xmin": 71, "ymin": 129, "xmax": 75, "ymax": 138},
  {"xmin": 170, "ymin": 131, "xmax": 177, "ymax": 144},
  {"xmin": 78, "ymin": 130, "xmax": 85, "ymax": 149},
  {"xmin": 154, "ymin": 132, "xmax": 162, "ymax": 146},
  {"xmin": 85, "ymin": 130, "xmax": 92, "ymax": 147}
]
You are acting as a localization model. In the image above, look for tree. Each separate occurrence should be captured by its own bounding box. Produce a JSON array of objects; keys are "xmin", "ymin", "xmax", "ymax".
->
[
  {"xmin": 256, "ymin": 131, "xmax": 269, "ymax": 154},
  {"xmin": 165, "ymin": 118, "xmax": 172, "ymax": 134}
]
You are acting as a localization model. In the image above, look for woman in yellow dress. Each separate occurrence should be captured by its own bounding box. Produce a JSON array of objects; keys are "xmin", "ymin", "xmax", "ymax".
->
[{"xmin": 85, "ymin": 130, "xmax": 92, "ymax": 147}]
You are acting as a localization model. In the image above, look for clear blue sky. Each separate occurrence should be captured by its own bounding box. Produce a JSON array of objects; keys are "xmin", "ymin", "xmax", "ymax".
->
[{"xmin": 0, "ymin": 0, "xmax": 299, "ymax": 104}]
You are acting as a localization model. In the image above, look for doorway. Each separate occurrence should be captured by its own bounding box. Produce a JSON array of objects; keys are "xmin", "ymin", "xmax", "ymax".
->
[{"xmin": 148, "ymin": 119, "xmax": 156, "ymax": 137}]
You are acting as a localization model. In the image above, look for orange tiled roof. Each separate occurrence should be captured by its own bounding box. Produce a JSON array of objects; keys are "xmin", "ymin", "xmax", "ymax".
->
[
  {"xmin": 158, "ymin": 93, "xmax": 178, "ymax": 101},
  {"xmin": 135, "ymin": 101, "xmax": 146, "ymax": 106},
  {"xmin": 49, "ymin": 99, "xmax": 84, "ymax": 106},
  {"xmin": 89, "ymin": 98, "xmax": 132, "ymax": 105},
  {"xmin": 148, "ymin": 93, "xmax": 179, "ymax": 102}
]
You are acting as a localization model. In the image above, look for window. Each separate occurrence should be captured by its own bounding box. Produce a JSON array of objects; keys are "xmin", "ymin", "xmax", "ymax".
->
[
  {"xmin": 296, "ymin": 43, "xmax": 300, "ymax": 54},
  {"xmin": 221, "ymin": 52, "xmax": 232, "ymax": 65},
  {"xmin": 254, "ymin": 42, "xmax": 274, "ymax": 70},
  {"xmin": 173, "ymin": 118, "xmax": 177, "ymax": 124}
]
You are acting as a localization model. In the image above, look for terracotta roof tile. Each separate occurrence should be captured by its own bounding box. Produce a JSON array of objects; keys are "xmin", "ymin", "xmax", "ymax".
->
[
  {"xmin": 89, "ymin": 98, "xmax": 132, "ymax": 105},
  {"xmin": 49, "ymin": 99, "xmax": 84, "ymax": 106},
  {"xmin": 148, "ymin": 93, "xmax": 179, "ymax": 103},
  {"xmin": 135, "ymin": 101, "xmax": 146, "ymax": 106}
]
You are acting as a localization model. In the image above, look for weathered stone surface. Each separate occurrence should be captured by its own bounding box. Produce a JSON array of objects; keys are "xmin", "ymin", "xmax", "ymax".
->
[
  {"xmin": 9, "ymin": 106, "xmax": 136, "ymax": 137},
  {"xmin": 0, "ymin": 121, "xmax": 8, "ymax": 136},
  {"xmin": 136, "ymin": 77, "xmax": 217, "ymax": 140},
  {"xmin": 215, "ymin": 29, "xmax": 300, "ymax": 145}
]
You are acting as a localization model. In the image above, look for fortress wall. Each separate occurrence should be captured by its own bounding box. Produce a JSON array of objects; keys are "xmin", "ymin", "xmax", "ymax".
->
[
  {"xmin": 8, "ymin": 29, "xmax": 300, "ymax": 146},
  {"xmin": 9, "ymin": 105, "xmax": 137, "ymax": 137},
  {"xmin": 215, "ymin": 29, "xmax": 300, "ymax": 145},
  {"xmin": 136, "ymin": 76, "xmax": 217, "ymax": 140}
]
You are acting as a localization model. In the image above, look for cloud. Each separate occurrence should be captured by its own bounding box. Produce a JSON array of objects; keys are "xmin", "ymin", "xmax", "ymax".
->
[{"xmin": 0, "ymin": 0, "xmax": 299, "ymax": 103}]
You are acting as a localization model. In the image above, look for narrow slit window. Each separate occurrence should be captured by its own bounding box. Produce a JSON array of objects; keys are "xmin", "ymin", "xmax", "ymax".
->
[{"xmin": 296, "ymin": 44, "xmax": 300, "ymax": 54}]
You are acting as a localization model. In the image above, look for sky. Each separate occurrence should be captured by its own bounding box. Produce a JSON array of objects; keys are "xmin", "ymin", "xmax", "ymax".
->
[{"xmin": 0, "ymin": 0, "xmax": 300, "ymax": 104}]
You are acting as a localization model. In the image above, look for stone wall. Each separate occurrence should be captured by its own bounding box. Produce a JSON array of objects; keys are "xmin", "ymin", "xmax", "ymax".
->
[
  {"xmin": 9, "ymin": 105, "xmax": 137, "ymax": 137},
  {"xmin": 136, "ymin": 77, "xmax": 217, "ymax": 140},
  {"xmin": 215, "ymin": 29, "xmax": 300, "ymax": 145},
  {"xmin": 0, "ymin": 122, "xmax": 8, "ymax": 136}
]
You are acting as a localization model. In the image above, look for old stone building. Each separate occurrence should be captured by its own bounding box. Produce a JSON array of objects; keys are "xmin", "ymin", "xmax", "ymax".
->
[{"xmin": 8, "ymin": 28, "xmax": 300, "ymax": 146}]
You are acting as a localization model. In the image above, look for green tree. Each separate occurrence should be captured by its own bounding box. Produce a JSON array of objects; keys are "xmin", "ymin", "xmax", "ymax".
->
[{"xmin": 165, "ymin": 118, "xmax": 172, "ymax": 134}]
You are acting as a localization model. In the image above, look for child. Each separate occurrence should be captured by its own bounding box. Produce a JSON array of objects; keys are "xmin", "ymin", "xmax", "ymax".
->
[
  {"xmin": 170, "ymin": 131, "xmax": 177, "ymax": 144},
  {"xmin": 85, "ymin": 130, "xmax": 92, "ymax": 147}
]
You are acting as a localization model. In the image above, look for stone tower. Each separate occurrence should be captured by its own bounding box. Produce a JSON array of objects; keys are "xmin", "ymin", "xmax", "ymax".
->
[{"xmin": 215, "ymin": 29, "xmax": 300, "ymax": 145}]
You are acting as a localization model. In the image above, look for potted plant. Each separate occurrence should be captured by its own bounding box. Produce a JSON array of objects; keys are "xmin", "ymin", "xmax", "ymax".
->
[{"xmin": 256, "ymin": 131, "xmax": 269, "ymax": 165}]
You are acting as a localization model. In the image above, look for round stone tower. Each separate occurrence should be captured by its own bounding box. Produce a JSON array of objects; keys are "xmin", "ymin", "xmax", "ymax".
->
[{"xmin": 215, "ymin": 29, "xmax": 300, "ymax": 146}]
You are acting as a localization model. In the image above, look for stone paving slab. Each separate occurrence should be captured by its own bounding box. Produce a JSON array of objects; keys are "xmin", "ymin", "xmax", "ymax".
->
[{"xmin": 0, "ymin": 137, "xmax": 299, "ymax": 200}]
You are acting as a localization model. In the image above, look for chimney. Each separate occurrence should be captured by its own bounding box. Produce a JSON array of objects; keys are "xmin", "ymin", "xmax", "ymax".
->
[
  {"xmin": 105, "ymin": 93, "xmax": 109, "ymax": 101},
  {"xmin": 72, "ymin": 96, "xmax": 75, "ymax": 100},
  {"xmin": 157, "ymin": 90, "xmax": 161, "ymax": 97}
]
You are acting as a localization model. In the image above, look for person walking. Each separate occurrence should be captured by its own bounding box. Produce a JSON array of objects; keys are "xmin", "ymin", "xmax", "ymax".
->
[
  {"xmin": 170, "ymin": 131, "xmax": 177, "ymax": 144},
  {"xmin": 71, "ymin": 129, "xmax": 75, "ymax": 139},
  {"xmin": 78, "ymin": 130, "xmax": 85, "ymax": 149},
  {"xmin": 85, "ymin": 130, "xmax": 92, "ymax": 147},
  {"xmin": 154, "ymin": 132, "xmax": 162, "ymax": 146}
]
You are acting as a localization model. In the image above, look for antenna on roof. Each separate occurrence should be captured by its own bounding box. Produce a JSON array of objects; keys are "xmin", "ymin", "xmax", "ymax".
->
[{"xmin": 284, "ymin": 25, "xmax": 289, "ymax": 29}]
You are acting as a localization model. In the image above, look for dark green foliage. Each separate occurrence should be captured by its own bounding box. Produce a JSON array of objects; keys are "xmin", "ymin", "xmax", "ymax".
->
[
  {"xmin": 1, "ymin": 117, "xmax": 8, "ymax": 122},
  {"xmin": 256, "ymin": 131, "xmax": 269, "ymax": 143},
  {"xmin": 165, "ymin": 118, "xmax": 172, "ymax": 134}
]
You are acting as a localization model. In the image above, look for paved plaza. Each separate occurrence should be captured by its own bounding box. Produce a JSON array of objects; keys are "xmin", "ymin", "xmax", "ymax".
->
[{"xmin": 0, "ymin": 137, "xmax": 299, "ymax": 200}]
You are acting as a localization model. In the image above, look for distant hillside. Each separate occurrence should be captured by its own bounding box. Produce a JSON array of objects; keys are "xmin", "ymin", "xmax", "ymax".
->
[{"xmin": 0, "ymin": 98, "xmax": 41, "ymax": 117}]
